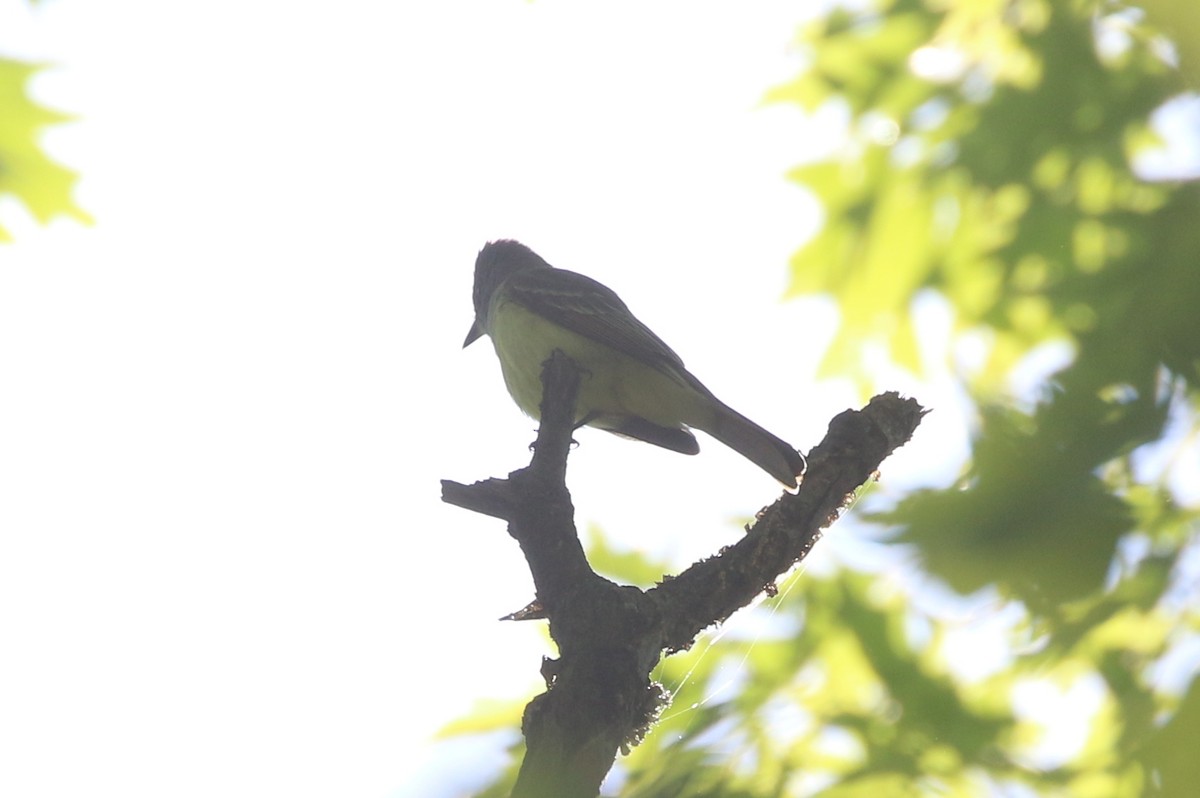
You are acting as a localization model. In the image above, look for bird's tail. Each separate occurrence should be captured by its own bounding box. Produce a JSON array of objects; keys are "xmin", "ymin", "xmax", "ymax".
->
[{"xmin": 705, "ymin": 403, "xmax": 806, "ymax": 488}]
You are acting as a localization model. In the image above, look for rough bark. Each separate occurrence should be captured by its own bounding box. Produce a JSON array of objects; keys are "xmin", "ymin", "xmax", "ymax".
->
[{"xmin": 441, "ymin": 351, "xmax": 925, "ymax": 798}]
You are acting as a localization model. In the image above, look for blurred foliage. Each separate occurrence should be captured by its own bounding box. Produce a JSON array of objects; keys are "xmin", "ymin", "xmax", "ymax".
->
[
  {"xmin": 0, "ymin": 56, "xmax": 91, "ymax": 240},
  {"xmin": 445, "ymin": 0, "xmax": 1199, "ymax": 795}
]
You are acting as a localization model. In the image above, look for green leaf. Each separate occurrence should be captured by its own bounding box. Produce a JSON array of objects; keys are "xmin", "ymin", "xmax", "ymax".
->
[
  {"xmin": 436, "ymin": 697, "xmax": 527, "ymax": 738},
  {"xmin": 0, "ymin": 58, "xmax": 91, "ymax": 239}
]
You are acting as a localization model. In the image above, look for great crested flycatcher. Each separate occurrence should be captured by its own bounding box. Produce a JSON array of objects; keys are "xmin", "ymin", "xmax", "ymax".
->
[{"xmin": 463, "ymin": 239, "xmax": 805, "ymax": 487}]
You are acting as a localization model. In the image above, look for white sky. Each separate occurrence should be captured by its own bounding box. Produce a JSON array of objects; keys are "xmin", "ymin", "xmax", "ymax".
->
[{"xmin": 0, "ymin": 1, "xmax": 1046, "ymax": 797}]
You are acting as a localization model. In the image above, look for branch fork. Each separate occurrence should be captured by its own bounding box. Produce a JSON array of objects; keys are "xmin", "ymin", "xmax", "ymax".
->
[{"xmin": 441, "ymin": 350, "xmax": 925, "ymax": 798}]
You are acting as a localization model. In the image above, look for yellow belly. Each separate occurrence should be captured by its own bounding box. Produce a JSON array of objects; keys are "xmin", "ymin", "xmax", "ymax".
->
[{"xmin": 488, "ymin": 300, "xmax": 709, "ymax": 429}]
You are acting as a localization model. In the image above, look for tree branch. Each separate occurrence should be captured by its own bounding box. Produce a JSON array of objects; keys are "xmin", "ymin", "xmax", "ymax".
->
[
  {"xmin": 441, "ymin": 357, "xmax": 926, "ymax": 798},
  {"xmin": 650, "ymin": 392, "xmax": 927, "ymax": 651}
]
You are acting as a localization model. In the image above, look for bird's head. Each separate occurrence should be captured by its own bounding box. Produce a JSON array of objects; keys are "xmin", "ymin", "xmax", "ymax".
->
[{"xmin": 464, "ymin": 239, "xmax": 552, "ymax": 347}]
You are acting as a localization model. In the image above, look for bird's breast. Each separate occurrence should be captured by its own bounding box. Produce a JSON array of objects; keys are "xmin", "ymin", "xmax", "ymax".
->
[{"xmin": 487, "ymin": 300, "xmax": 708, "ymax": 428}]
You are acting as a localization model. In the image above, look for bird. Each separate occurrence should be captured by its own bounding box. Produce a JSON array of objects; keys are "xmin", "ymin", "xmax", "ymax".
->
[{"xmin": 463, "ymin": 239, "xmax": 805, "ymax": 487}]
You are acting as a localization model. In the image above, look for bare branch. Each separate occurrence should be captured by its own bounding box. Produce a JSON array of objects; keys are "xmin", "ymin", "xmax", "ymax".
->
[{"xmin": 442, "ymin": 358, "xmax": 926, "ymax": 798}]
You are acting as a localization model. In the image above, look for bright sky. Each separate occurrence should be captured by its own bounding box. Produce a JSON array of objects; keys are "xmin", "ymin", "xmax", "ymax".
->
[{"xmin": 0, "ymin": 2, "xmax": 974, "ymax": 797}]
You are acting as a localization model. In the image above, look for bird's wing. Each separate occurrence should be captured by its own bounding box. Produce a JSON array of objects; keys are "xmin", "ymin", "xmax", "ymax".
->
[{"xmin": 503, "ymin": 267, "xmax": 695, "ymax": 382}]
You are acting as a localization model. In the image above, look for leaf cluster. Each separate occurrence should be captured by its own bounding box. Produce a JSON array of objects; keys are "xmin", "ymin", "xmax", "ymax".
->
[
  {"xmin": 443, "ymin": 1, "xmax": 1200, "ymax": 795},
  {"xmin": 0, "ymin": 55, "xmax": 91, "ymax": 240}
]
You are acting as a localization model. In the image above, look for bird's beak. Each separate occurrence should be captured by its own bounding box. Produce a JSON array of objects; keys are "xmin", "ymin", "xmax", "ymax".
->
[{"xmin": 463, "ymin": 320, "xmax": 484, "ymax": 348}]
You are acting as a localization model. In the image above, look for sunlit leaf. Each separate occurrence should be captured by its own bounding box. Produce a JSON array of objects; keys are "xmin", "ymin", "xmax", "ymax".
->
[
  {"xmin": 0, "ymin": 58, "xmax": 91, "ymax": 239},
  {"xmin": 451, "ymin": 2, "xmax": 1200, "ymax": 794}
]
